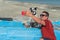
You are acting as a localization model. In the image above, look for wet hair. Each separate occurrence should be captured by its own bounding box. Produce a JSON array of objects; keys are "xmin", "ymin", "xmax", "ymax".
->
[{"xmin": 42, "ymin": 11, "xmax": 49, "ymax": 17}]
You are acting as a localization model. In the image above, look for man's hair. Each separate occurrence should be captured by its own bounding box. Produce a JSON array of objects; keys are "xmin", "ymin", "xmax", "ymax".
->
[{"xmin": 42, "ymin": 11, "xmax": 49, "ymax": 17}]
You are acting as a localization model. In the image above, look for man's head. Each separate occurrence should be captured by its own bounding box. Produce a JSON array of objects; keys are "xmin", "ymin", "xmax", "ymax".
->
[{"xmin": 40, "ymin": 11, "xmax": 49, "ymax": 20}]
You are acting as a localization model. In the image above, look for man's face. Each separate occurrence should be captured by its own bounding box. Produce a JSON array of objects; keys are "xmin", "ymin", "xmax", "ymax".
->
[{"xmin": 40, "ymin": 13, "xmax": 48, "ymax": 20}]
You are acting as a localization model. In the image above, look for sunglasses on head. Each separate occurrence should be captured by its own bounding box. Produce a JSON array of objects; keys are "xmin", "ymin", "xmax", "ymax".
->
[{"xmin": 40, "ymin": 14, "xmax": 47, "ymax": 17}]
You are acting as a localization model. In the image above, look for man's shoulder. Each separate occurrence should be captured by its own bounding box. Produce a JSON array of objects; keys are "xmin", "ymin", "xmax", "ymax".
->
[
  {"xmin": 44, "ymin": 19, "xmax": 52, "ymax": 25},
  {"xmin": 44, "ymin": 19, "xmax": 51, "ymax": 22}
]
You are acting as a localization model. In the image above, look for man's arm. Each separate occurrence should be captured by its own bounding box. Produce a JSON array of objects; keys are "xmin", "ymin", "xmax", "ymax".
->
[
  {"xmin": 26, "ymin": 10, "xmax": 45, "ymax": 25},
  {"xmin": 30, "ymin": 15, "xmax": 45, "ymax": 25}
]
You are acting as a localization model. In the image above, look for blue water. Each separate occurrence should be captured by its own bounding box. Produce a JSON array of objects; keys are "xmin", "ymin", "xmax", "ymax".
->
[
  {"xmin": 0, "ymin": 21, "xmax": 60, "ymax": 40},
  {"xmin": 52, "ymin": 21, "xmax": 60, "ymax": 28},
  {"xmin": 9, "ymin": 0, "xmax": 60, "ymax": 5}
]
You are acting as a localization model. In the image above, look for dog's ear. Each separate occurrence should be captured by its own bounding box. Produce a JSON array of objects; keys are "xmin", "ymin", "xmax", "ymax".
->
[
  {"xmin": 34, "ymin": 7, "xmax": 37, "ymax": 10},
  {"xmin": 30, "ymin": 8, "xmax": 33, "ymax": 12}
]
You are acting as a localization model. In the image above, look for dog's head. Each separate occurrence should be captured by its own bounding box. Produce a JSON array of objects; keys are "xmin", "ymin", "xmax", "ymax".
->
[{"xmin": 30, "ymin": 7, "xmax": 37, "ymax": 15}]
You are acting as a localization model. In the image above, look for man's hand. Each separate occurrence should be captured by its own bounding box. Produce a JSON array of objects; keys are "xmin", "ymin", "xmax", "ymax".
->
[{"xmin": 25, "ymin": 10, "xmax": 33, "ymax": 17}]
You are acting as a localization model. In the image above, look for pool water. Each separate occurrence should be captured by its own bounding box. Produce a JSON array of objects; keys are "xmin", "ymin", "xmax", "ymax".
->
[{"xmin": 0, "ymin": 21, "xmax": 60, "ymax": 40}]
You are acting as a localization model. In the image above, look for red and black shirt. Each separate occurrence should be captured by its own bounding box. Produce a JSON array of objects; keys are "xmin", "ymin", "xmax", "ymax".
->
[{"xmin": 41, "ymin": 20, "xmax": 56, "ymax": 40}]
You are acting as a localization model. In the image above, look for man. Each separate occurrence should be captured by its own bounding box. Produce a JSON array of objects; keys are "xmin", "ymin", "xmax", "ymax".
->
[{"xmin": 24, "ymin": 10, "xmax": 56, "ymax": 40}]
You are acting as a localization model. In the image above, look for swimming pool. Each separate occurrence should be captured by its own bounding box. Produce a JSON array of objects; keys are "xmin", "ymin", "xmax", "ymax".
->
[{"xmin": 0, "ymin": 21, "xmax": 60, "ymax": 40}]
